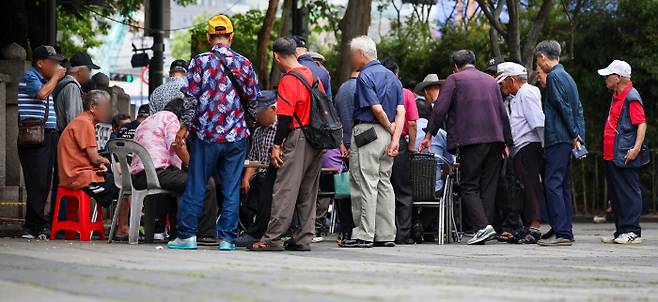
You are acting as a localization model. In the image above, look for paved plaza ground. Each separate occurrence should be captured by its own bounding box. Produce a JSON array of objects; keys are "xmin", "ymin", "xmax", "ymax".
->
[{"xmin": 1, "ymin": 222, "xmax": 658, "ymax": 301}]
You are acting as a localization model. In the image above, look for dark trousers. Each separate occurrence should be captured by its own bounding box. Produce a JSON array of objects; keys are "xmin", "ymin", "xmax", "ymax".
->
[
  {"xmin": 133, "ymin": 166, "xmax": 218, "ymax": 239},
  {"xmin": 513, "ymin": 142, "xmax": 544, "ymax": 227},
  {"xmin": 81, "ymin": 173, "xmax": 118, "ymax": 208},
  {"xmin": 392, "ymin": 138, "xmax": 414, "ymax": 241},
  {"xmin": 244, "ymin": 168, "xmax": 276, "ymax": 239},
  {"xmin": 315, "ymin": 173, "xmax": 334, "ymax": 233},
  {"xmin": 543, "ymin": 143, "xmax": 574, "ymax": 240},
  {"xmin": 458, "ymin": 143, "xmax": 503, "ymax": 231},
  {"xmin": 335, "ymin": 197, "xmax": 353, "ymax": 234},
  {"xmin": 605, "ymin": 161, "xmax": 642, "ymax": 237},
  {"xmin": 18, "ymin": 131, "xmax": 58, "ymax": 232}
]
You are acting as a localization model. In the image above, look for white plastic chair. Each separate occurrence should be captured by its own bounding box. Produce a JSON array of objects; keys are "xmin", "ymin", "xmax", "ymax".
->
[{"xmin": 107, "ymin": 139, "xmax": 176, "ymax": 244}]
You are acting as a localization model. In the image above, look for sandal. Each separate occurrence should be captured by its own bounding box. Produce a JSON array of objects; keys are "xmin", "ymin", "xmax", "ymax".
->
[
  {"xmin": 497, "ymin": 232, "xmax": 514, "ymax": 242},
  {"xmin": 247, "ymin": 241, "xmax": 284, "ymax": 251}
]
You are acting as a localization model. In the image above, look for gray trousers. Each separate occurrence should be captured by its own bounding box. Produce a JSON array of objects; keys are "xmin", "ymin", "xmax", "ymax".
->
[
  {"xmin": 350, "ymin": 124, "xmax": 396, "ymax": 242},
  {"xmin": 262, "ymin": 129, "xmax": 323, "ymax": 246}
]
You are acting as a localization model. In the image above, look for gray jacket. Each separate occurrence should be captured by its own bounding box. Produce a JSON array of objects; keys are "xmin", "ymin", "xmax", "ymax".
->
[{"xmin": 54, "ymin": 75, "xmax": 83, "ymax": 131}]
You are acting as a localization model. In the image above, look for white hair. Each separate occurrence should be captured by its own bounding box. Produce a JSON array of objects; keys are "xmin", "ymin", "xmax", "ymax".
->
[
  {"xmin": 350, "ymin": 35, "xmax": 377, "ymax": 59},
  {"xmin": 69, "ymin": 65, "xmax": 89, "ymax": 74}
]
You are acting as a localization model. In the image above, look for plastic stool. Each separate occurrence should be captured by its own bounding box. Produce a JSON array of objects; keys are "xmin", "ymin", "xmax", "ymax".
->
[{"xmin": 50, "ymin": 187, "xmax": 105, "ymax": 241}]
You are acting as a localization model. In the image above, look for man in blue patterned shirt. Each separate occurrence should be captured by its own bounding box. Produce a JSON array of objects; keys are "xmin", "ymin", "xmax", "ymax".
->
[
  {"xmin": 17, "ymin": 45, "xmax": 66, "ymax": 239},
  {"xmin": 168, "ymin": 15, "xmax": 260, "ymax": 251}
]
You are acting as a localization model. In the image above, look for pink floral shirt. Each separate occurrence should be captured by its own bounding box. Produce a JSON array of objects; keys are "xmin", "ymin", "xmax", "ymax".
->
[{"xmin": 130, "ymin": 111, "xmax": 182, "ymax": 174}]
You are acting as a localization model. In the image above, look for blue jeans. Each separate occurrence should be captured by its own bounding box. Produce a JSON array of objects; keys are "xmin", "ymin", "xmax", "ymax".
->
[
  {"xmin": 543, "ymin": 143, "xmax": 574, "ymax": 240},
  {"xmin": 177, "ymin": 137, "xmax": 247, "ymax": 242}
]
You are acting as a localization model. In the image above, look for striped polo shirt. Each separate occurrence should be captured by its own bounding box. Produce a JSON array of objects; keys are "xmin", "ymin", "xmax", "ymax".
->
[{"xmin": 18, "ymin": 67, "xmax": 57, "ymax": 129}]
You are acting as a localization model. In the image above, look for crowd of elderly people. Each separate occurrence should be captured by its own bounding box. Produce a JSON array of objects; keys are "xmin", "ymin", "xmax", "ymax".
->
[{"xmin": 17, "ymin": 14, "xmax": 647, "ymax": 248}]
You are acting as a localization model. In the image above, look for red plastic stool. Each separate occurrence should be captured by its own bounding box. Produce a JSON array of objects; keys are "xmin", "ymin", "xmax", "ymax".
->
[{"xmin": 50, "ymin": 187, "xmax": 105, "ymax": 241}]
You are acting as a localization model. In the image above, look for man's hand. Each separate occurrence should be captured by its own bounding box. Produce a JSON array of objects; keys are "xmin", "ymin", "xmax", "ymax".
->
[
  {"xmin": 99, "ymin": 156, "xmax": 110, "ymax": 166},
  {"xmin": 339, "ymin": 143, "xmax": 350, "ymax": 158},
  {"xmin": 625, "ymin": 147, "xmax": 640, "ymax": 165},
  {"xmin": 387, "ymin": 139, "xmax": 400, "ymax": 157},
  {"xmin": 176, "ymin": 126, "xmax": 189, "ymax": 146},
  {"xmin": 95, "ymin": 163, "xmax": 108, "ymax": 174},
  {"xmin": 53, "ymin": 66, "xmax": 66, "ymax": 81},
  {"xmin": 240, "ymin": 178, "xmax": 250, "ymax": 195},
  {"xmin": 572, "ymin": 136, "xmax": 582, "ymax": 151},
  {"xmin": 271, "ymin": 145, "xmax": 284, "ymax": 168},
  {"xmin": 418, "ymin": 134, "xmax": 432, "ymax": 152},
  {"xmin": 502, "ymin": 146, "xmax": 510, "ymax": 159}
]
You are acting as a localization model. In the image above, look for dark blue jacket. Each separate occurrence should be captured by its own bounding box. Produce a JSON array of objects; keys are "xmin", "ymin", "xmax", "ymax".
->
[
  {"xmin": 614, "ymin": 88, "xmax": 649, "ymax": 168},
  {"xmin": 544, "ymin": 64, "xmax": 586, "ymax": 147},
  {"xmin": 298, "ymin": 54, "xmax": 332, "ymax": 99}
]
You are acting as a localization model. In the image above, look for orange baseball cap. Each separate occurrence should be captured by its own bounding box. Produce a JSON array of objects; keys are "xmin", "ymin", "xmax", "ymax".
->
[{"xmin": 207, "ymin": 15, "xmax": 233, "ymax": 35}]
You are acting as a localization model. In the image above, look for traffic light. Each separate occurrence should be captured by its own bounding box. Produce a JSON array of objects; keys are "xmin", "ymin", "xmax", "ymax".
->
[{"xmin": 110, "ymin": 73, "xmax": 134, "ymax": 82}]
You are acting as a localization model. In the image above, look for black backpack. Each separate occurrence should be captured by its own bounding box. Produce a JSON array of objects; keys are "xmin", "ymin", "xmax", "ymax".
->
[{"xmin": 281, "ymin": 71, "xmax": 342, "ymax": 149}]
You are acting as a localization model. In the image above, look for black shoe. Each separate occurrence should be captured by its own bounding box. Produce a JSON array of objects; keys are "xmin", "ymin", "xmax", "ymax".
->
[
  {"xmin": 540, "ymin": 229, "xmax": 555, "ymax": 240},
  {"xmin": 21, "ymin": 228, "xmax": 35, "ymax": 239},
  {"xmin": 395, "ymin": 238, "xmax": 416, "ymax": 245},
  {"xmin": 518, "ymin": 229, "xmax": 541, "ymax": 244},
  {"xmin": 197, "ymin": 237, "xmax": 220, "ymax": 246},
  {"xmin": 412, "ymin": 222, "xmax": 424, "ymax": 244},
  {"xmin": 339, "ymin": 239, "xmax": 373, "ymax": 248},
  {"xmin": 284, "ymin": 242, "xmax": 311, "ymax": 251},
  {"xmin": 374, "ymin": 241, "xmax": 396, "ymax": 247}
]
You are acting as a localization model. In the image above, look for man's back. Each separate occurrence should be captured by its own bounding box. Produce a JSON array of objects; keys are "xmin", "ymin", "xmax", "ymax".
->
[
  {"xmin": 181, "ymin": 42, "xmax": 259, "ymax": 143},
  {"xmin": 429, "ymin": 66, "xmax": 511, "ymax": 150},
  {"xmin": 130, "ymin": 111, "xmax": 181, "ymax": 174},
  {"xmin": 298, "ymin": 53, "xmax": 332, "ymax": 99},
  {"xmin": 334, "ymin": 77, "xmax": 357, "ymax": 147}
]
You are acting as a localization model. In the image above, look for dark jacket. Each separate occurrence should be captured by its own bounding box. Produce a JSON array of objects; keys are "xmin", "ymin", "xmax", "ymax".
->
[
  {"xmin": 298, "ymin": 54, "xmax": 332, "ymax": 99},
  {"xmin": 614, "ymin": 87, "xmax": 649, "ymax": 168},
  {"xmin": 427, "ymin": 66, "xmax": 513, "ymax": 150},
  {"xmin": 544, "ymin": 64, "xmax": 586, "ymax": 147}
]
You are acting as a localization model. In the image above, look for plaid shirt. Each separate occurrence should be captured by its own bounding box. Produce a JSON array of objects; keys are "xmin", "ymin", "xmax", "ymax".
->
[
  {"xmin": 181, "ymin": 43, "xmax": 259, "ymax": 143},
  {"xmin": 248, "ymin": 124, "xmax": 277, "ymax": 173}
]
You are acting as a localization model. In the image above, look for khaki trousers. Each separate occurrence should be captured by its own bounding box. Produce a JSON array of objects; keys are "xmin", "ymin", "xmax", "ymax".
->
[
  {"xmin": 262, "ymin": 129, "xmax": 323, "ymax": 246},
  {"xmin": 350, "ymin": 124, "xmax": 396, "ymax": 242}
]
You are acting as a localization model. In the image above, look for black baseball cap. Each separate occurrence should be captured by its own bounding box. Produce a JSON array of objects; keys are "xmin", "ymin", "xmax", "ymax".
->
[
  {"xmin": 292, "ymin": 35, "xmax": 307, "ymax": 48},
  {"xmin": 138, "ymin": 104, "xmax": 150, "ymax": 117},
  {"xmin": 70, "ymin": 53, "xmax": 100, "ymax": 69},
  {"xmin": 169, "ymin": 59, "xmax": 188, "ymax": 73},
  {"xmin": 486, "ymin": 57, "xmax": 503, "ymax": 73},
  {"xmin": 33, "ymin": 45, "xmax": 65, "ymax": 62}
]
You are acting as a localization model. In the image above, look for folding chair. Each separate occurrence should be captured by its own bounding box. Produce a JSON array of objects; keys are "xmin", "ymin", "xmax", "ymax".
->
[
  {"xmin": 410, "ymin": 153, "xmax": 462, "ymax": 244},
  {"xmin": 107, "ymin": 139, "xmax": 176, "ymax": 244}
]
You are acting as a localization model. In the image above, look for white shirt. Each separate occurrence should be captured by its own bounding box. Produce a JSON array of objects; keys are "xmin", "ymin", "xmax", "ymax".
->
[{"xmin": 507, "ymin": 83, "xmax": 545, "ymax": 156}]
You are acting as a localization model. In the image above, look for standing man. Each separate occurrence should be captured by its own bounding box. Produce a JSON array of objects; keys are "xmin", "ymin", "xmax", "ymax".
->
[
  {"xmin": 292, "ymin": 36, "xmax": 332, "ymax": 100},
  {"xmin": 17, "ymin": 45, "xmax": 66, "ymax": 239},
  {"xmin": 340, "ymin": 36, "xmax": 405, "ymax": 248},
  {"xmin": 167, "ymin": 15, "xmax": 259, "ymax": 251},
  {"xmin": 534, "ymin": 40, "xmax": 586, "ymax": 247},
  {"xmin": 54, "ymin": 52, "xmax": 100, "ymax": 131},
  {"xmin": 419, "ymin": 50, "xmax": 513, "ymax": 245},
  {"xmin": 333, "ymin": 69, "xmax": 358, "ymax": 244},
  {"xmin": 248, "ymin": 37, "xmax": 324, "ymax": 252},
  {"xmin": 597, "ymin": 60, "xmax": 647, "ymax": 244},
  {"xmin": 381, "ymin": 58, "xmax": 419, "ymax": 245},
  {"xmin": 496, "ymin": 62, "xmax": 545, "ymax": 244}
]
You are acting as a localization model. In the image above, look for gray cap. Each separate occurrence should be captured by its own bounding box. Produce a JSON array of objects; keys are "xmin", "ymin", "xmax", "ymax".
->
[{"xmin": 255, "ymin": 90, "xmax": 276, "ymax": 113}]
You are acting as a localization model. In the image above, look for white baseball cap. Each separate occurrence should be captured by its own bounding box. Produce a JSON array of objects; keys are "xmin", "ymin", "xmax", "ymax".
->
[
  {"xmin": 495, "ymin": 62, "xmax": 527, "ymax": 83},
  {"xmin": 597, "ymin": 60, "xmax": 631, "ymax": 78}
]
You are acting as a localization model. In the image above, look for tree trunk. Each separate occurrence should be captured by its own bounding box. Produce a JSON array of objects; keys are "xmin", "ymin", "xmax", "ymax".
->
[
  {"xmin": 521, "ymin": 0, "xmax": 554, "ymax": 69},
  {"xmin": 269, "ymin": 0, "xmax": 292, "ymax": 89},
  {"xmin": 505, "ymin": 0, "xmax": 522, "ymax": 63},
  {"xmin": 256, "ymin": 0, "xmax": 279, "ymax": 89},
  {"xmin": 338, "ymin": 0, "xmax": 372, "ymax": 83}
]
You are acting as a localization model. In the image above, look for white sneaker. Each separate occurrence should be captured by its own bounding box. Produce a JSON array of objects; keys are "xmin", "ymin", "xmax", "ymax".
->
[
  {"xmin": 601, "ymin": 235, "xmax": 616, "ymax": 244},
  {"xmin": 154, "ymin": 233, "xmax": 166, "ymax": 241},
  {"xmin": 467, "ymin": 225, "xmax": 497, "ymax": 245},
  {"xmin": 614, "ymin": 232, "xmax": 642, "ymax": 244},
  {"xmin": 312, "ymin": 236, "xmax": 324, "ymax": 243}
]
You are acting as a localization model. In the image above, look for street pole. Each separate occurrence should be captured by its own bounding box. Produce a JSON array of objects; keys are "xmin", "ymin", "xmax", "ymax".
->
[
  {"xmin": 47, "ymin": 0, "xmax": 57, "ymax": 46},
  {"xmin": 148, "ymin": 0, "xmax": 164, "ymax": 96}
]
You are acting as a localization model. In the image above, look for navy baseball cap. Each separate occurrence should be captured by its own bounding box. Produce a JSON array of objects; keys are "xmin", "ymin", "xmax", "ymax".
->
[
  {"xmin": 255, "ymin": 90, "xmax": 276, "ymax": 113},
  {"xmin": 70, "ymin": 52, "xmax": 100, "ymax": 69}
]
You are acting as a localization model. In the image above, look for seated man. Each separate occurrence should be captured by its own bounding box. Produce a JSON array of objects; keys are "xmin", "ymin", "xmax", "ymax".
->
[
  {"xmin": 58, "ymin": 90, "xmax": 118, "ymax": 208},
  {"xmin": 129, "ymin": 98, "xmax": 218, "ymax": 244},
  {"xmin": 236, "ymin": 91, "xmax": 277, "ymax": 247}
]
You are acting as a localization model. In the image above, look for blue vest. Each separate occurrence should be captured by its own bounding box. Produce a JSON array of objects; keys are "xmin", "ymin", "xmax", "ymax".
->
[{"xmin": 613, "ymin": 88, "xmax": 649, "ymax": 168}]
